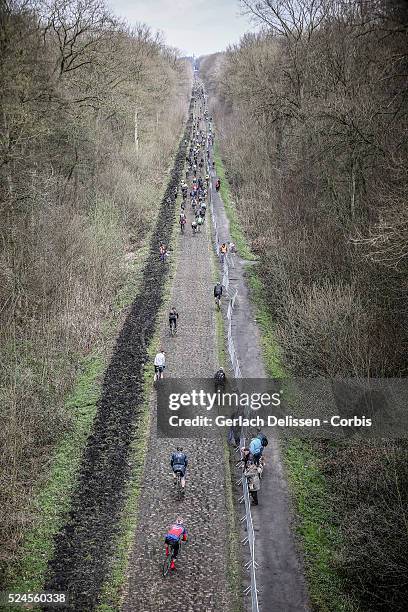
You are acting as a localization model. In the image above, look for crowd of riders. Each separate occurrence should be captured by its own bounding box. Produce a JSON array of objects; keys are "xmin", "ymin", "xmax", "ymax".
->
[{"xmin": 156, "ymin": 81, "xmax": 254, "ymax": 572}]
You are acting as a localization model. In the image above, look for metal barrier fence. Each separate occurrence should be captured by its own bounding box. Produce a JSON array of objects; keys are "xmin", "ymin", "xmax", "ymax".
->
[
  {"xmin": 206, "ymin": 121, "xmax": 259, "ymax": 610},
  {"xmin": 237, "ymin": 435, "xmax": 260, "ymax": 611}
]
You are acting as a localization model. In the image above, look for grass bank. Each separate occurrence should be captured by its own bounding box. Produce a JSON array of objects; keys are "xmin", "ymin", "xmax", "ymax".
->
[
  {"xmin": 213, "ymin": 144, "xmax": 352, "ymax": 612},
  {"xmin": 213, "ymin": 143, "xmax": 255, "ymax": 261}
]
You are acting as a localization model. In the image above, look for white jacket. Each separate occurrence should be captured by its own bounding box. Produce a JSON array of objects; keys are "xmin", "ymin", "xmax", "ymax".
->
[{"xmin": 154, "ymin": 352, "xmax": 165, "ymax": 367}]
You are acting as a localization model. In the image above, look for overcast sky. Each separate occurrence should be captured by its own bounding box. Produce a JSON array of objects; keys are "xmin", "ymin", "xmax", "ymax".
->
[{"xmin": 107, "ymin": 0, "xmax": 257, "ymax": 57}]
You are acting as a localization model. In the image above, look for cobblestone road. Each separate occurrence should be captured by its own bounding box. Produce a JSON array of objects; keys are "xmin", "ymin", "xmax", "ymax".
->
[{"xmin": 122, "ymin": 95, "xmax": 231, "ymax": 612}]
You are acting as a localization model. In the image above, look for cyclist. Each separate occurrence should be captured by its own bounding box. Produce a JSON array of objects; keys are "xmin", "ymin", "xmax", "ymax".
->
[
  {"xmin": 214, "ymin": 367, "xmax": 226, "ymax": 390},
  {"xmin": 197, "ymin": 214, "xmax": 203, "ymax": 231},
  {"xmin": 164, "ymin": 518, "xmax": 188, "ymax": 571},
  {"xmin": 171, "ymin": 446, "xmax": 188, "ymax": 490},
  {"xmin": 214, "ymin": 281, "xmax": 222, "ymax": 306},
  {"xmin": 154, "ymin": 349, "xmax": 165, "ymax": 381},
  {"xmin": 179, "ymin": 212, "xmax": 186, "ymax": 232},
  {"xmin": 192, "ymin": 219, "xmax": 198, "ymax": 234},
  {"xmin": 169, "ymin": 308, "xmax": 179, "ymax": 333},
  {"xmin": 220, "ymin": 242, "xmax": 228, "ymax": 263}
]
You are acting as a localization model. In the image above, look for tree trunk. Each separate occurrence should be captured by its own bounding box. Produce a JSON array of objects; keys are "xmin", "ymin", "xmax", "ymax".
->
[{"xmin": 134, "ymin": 107, "xmax": 139, "ymax": 153}]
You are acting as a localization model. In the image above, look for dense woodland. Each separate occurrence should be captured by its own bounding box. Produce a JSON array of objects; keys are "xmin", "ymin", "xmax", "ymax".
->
[
  {"xmin": 201, "ymin": 1, "xmax": 408, "ymax": 610},
  {"xmin": 0, "ymin": 0, "xmax": 191, "ymax": 576}
]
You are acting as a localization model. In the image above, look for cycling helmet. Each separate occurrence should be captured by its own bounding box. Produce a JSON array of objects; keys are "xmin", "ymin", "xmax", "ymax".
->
[
  {"xmin": 176, "ymin": 446, "xmax": 183, "ymax": 451},
  {"xmin": 176, "ymin": 517, "xmax": 184, "ymax": 524}
]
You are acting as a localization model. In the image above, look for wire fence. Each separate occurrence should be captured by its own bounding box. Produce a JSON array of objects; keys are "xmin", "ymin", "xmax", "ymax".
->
[{"xmin": 205, "ymin": 117, "xmax": 259, "ymax": 610}]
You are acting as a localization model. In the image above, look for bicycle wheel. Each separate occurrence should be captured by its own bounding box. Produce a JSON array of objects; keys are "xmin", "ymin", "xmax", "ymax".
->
[
  {"xmin": 176, "ymin": 473, "xmax": 182, "ymax": 500},
  {"xmin": 162, "ymin": 553, "xmax": 172, "ymax": 577}
]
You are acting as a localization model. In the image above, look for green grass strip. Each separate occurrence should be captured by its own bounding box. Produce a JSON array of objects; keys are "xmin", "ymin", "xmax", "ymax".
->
[
  {"xmin": 284, "ymin": 440, "xmax": 357, "ymax": 612},
  {"xmin": 213, "ymin": 143, "xmax": 256, "ymax": 261},
  {"xmin": 245, "ymin": 268, "xmax": 285, "ymax": 378},
  {"xmin": 4, "ymin": 353, "xmax": 103, "ymax": 603}
]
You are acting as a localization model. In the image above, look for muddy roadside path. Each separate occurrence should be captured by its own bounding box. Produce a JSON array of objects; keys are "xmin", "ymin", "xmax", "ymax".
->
[{"xmin": 42, "ymin": 98, "xmax": 194, "ymax": 611}]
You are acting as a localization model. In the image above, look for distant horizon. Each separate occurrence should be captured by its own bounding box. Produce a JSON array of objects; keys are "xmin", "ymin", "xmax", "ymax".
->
[{"xmin": 107, "ymin": 0, "xmax": 258, "ymax": 56}]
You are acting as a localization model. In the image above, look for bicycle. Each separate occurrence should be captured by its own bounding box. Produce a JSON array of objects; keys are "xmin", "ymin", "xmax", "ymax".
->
[
  {"xmin": 162, "ymin": 540, "xmax": 182, "ymax": 577},
  {"xmin": 175, "ymin": 471, "xmax": 184, "ymax": 500},
  {"xmin": 215, "ymin": 295, "xmax": 221, "ymax": 310},
  {"xmin": 180, "ymin": 221, "xmax": 185, "ymax": 234},
  {"xmin": 169, "ymin": 319, "xmax": 177, "ymax": 337},
  {"xmin": 154, "ymin": 365, "xmax": 165, "ymax": 383}
]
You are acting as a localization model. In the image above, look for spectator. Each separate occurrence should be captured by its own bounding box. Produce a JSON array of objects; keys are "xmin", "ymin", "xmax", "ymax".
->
[
  {"xmin": 244, "ymin": 461, "xmax": 261, "ymax": 505},
  {"xmin": 249, "ymin": 435, "xmax": 263, "ymax": 465},
  {"xmin": 240, "ymin": 447, "xmax": 251, "ymax": 469}
]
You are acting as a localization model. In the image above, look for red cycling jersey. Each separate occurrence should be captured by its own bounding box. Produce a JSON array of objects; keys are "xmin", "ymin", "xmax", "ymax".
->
[{"xmin": 166, "ymin": 524, "xmax": 187, "ymax": 541}]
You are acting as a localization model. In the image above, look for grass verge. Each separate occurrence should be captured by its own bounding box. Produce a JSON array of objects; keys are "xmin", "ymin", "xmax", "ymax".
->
[
  {"xmin": 4, "ymin": 354, "xmax": 103, "ymax": 600},
  {"xmin": 284, "ymin": 440, "xmax": 357, "ymax": 612},
  {"xmin": 213, "ymin": 143, "xmax": 256, "ymax": 261},
  {"xmin": 214, "ymin": 143, "xmax": 352, "ymax": 612}
]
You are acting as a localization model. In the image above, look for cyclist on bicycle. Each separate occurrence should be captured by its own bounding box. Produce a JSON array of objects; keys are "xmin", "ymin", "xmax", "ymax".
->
[
  {"xmin": 164, "ymin": 517, "xmax": 188, "ymax": 570},
  {"xmin": 154, "ymin": 349, "xmax": 165, "ymax": 381},
  {"xmin": 214, "ymin": 367, "xmax": 226, "ymax": 390},
  {"xmin": 171, "ymin": 446, "xmax": 188, "ymax": 490},
  {"xmin": 169, "ymin": 308, "xmax": 179, "ymax": 332},
  {"xmin": 192, "ymin": 219, "xmax": 198, "ymax": 234}
]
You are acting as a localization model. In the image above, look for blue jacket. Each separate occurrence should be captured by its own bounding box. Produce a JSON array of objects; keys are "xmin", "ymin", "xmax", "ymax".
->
[
  {"xmin": 171, "ymin": 451, "xmax": 188, "ymax": 468},
  {"xmin": 249, "ymin": 437, "xmax": 263, "ymax": 456}
]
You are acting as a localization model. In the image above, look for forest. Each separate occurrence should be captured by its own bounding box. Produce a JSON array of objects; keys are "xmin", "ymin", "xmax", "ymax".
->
[
  {"xmin": 200, "ymin": 0, "xmax": 408, "ymax": 609},
  {"xmin": 0, "ymin": 0, "xmax": 191, "ymax": 579}
]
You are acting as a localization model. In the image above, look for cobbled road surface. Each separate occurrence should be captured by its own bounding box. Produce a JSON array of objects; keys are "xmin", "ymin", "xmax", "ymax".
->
[{"xmin": 122, "ymin": 99, "xmax": 231, "ymax": 612}]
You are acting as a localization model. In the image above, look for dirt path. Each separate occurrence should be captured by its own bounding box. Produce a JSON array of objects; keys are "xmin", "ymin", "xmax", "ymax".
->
[
  {"xmin": 209, "ymin": 145, "xmax": 310, "ymax": 610},
  {"xmin": 122, "ymin": 95, "xmax": 230, "ymax": 612}
]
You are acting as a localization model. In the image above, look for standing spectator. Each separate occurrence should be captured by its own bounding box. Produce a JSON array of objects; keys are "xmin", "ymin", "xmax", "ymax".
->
[
  {"xmin": 244, "ymin": 461, "xmax": 261, "ymax": 505},
  {"xmin": 249, "ymin": 435, "xmax": 263, "ymax": 465}
]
